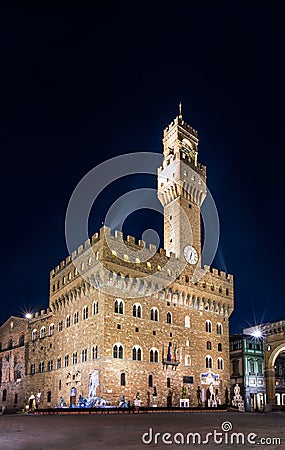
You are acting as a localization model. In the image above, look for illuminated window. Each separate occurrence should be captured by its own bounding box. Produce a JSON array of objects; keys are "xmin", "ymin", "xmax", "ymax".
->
[
  {"xmin": 150, "ymin": 348, "xmax": 159, "ymax": 363},
  {"xmin": 132, "ymin": 345, "xmax": 142, "ymax": 361},
  {"xmin": 83, "ymin": 306, "xmax": 88, "ymax": 320},
  {"xmin": 93, "ymin": 301, "xmax": 99, "ymax": 315},
  {"xmin": 40, "ymin": 327, "xmax": 46, "ymax": 339},
  {"xmin": 133, "ymin": 303, "xmax": 142, "ymax": 318},
  {"xmin": 217, "ymin": 358, "xmax": 223, "ymax": 370},
  {"xmin": 92, "ymin": 345, "xmax": 98, "ymax": 360},
  {"xmin": 206, "ymin": 356, "xmax": 212, "ymax": 369},
  {"xmin": 113, "ymin": 343, "xmax": 123, "ymax": 359},
  {"xmin": 185, "ymin": 315, "xmax": 190, "ymax": 328},
  {"xmin": 151, "ymin": 307, "xmax": 159, "ymax": 322},
  {"xmin": 114, "ymin": 299, "xmax": 124, "ymax": 314},
  {"xmin": 32, "ymin": 329, "xmax": 37, "ymax": 341},
  {"xmin": 206, "ymin": 320, "xmax": 212, "ymax": 333},
  {"xmin": 81, "ymin": 349, "xmax": 87, "ymax": 362},
  {"xmin": 217, "ymin": 323, "xmax": 223, "ymax": 335},
  {"xmin": 185, "ymin": 355, "xmax": 191, "ymax": 366}
]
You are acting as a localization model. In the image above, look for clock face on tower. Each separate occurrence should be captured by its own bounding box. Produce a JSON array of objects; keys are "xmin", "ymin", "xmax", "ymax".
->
[{"xmin": 183, "ymin": 245, "xmax": 198, "ymax": 265}]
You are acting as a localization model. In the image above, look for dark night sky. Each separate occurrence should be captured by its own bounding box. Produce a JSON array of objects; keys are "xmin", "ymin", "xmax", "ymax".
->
[{"xmin": 0, "ymin": 4, "xmax": 284, "ymax": 333}]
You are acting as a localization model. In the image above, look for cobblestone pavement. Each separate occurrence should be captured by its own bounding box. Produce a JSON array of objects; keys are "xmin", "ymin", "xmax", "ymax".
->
[{"xmin": 0, "ymin": 411, "xmax": 284, "ymax": 449}]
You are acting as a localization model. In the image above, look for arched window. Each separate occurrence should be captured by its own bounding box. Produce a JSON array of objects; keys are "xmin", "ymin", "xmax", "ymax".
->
[
  {"xmin": 133, "ymin": 303, "xmax": 142, "ymax": 318},
  {"xmin": 48, "ymin": 360, "xmax": 53, "ymax": 371},
  {"xmin": 120, "ymin": 373, "xmax": 126, "ymax": 386},
  {"xmin": 92, "ymin": 345, "xmax": 98, "ymax": 360},
  {"xmin": 218, "ymin": 343, "xmax": 222, "ymax": 352},
  {"xmin": 257, "ymin": 360, "xmax": 263, "ymax": 374},
  {"xmin": 66, "ymin": 316, "xmax": 71, "ymax": 328},
  {"xmin": 93, "ymin": 301, "xmax": 99, "ymax": 315},
  {"xmin": 207, "ymin": 341, "xmax": 212, "ymax": 350},
  {"xmin": 150, "ymin": 348, "xmax": 159, "ymax": 363},
  {"xmin": 49, "ymin": 324, "xmax": 54, "ymax": 336},
  {"xmin": 114, "ymin": 299, "xmax": 124, "ymax": 314},
  {"xmin": 64, "ymin": 355, "xmax": 69, "ymax": 367},
  {"xmin": 150, "ymin": 307, "xmax": 159, "ymax": 322},
  {"xmin": 82, "ymin": 306, "xmax": 88, "ymax": 320},
  {"xmin": 58, "ymin": 321, "xmax": 63, "ymax": 332},
  {"xmin": 40, "ymin": 327, "xmax": 46, "ymax": 339},
  {"xmin": 19, "ymin": 334, "xmax": 24, "ymax": 346},
  {"xmin": 73, "ymin": 352, "xmax": 77, "ymax": 364},
  {"xmin": 166, "ymin": 312, "xmax": 172, "ymax": 324},
  {"xmin": 148, "ymin": 374, "xmax": 153, "ymax": 387},
  {"xmin": 2, "ymin": 389, "xmax": 7, "ymax": 401},
  {"xmin": 167, "ymin": 377, "xmax": 171, "ymax": 388},
  {"xmin": 47, "ymin": 390, "xmax": 52, "ymax": 403},
  {"xmin": 217, "ymin": 358, "xmax": 223, "ymax": 370},
  {"xmin": 206, "ymin": 355, "xmax": 212, "ymax": 369},
  {"xmin": 113, "ymin": 343, "xmax": 123, "ymax": 359},
  {"xmin": 249, "ymin": 359, "xmax": 255, "ymax": 374},
  {"xmin": 30, "ymin": 364, "xmax": 35, "ymax": 375},
  {"xmin": 206, "ymin": 320, "xmax": 212, "ymax": 333},
  {"xmin": 73, "ymin": 311, "xmax": 78, "ymax": 324},
  {"xmin": 185, "ymin": 355, "xmax": 191, "ymax": 366},
  {"xmin": 8, "ymin": 338, "xmax": 13, "ymax": 349},
  {"xmin": 132, "ymin": 345, "xmax": 142, "ymax": 361},
  {"xmin": 217, "ymin": 323, "xmax": 223, "ymax": 335},
  {"xmin": 39, "ymin": 362, "xmax": 44, "ymax": 373},
  {"xmin": 185, "ymin": 315, "xmax": 190, "ymax": 328},
  {"xmin": 81, "ymin": 349, "xmax": 87, "ymax": 362},
  {"xmin": 57, "ymin": 357, "xmax": 61, "ymax": 369}
]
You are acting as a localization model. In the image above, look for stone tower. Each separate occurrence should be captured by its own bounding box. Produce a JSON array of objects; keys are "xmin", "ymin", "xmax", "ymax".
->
[{"xmin": 158, "ymin": 104, "xmax": 207, "ymax": 263}]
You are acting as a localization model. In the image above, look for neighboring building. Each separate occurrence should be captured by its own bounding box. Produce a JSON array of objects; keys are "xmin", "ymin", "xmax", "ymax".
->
[
  {"xmin": 0, "ymin": 316, "xmax": 28, "ymax": 411},
  {"xmin": 0, "ymin": 109, "xmax": 234, "ymax": 410},
  {"xmin": 230, "ymin": 332, "xmax": 265, "ymax": 411}
]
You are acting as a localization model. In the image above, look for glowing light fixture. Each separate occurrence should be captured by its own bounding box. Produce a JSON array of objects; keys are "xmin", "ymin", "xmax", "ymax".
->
[{"xmin": 25, "ymin": 313, "xmax": 32, "ymax": 319}]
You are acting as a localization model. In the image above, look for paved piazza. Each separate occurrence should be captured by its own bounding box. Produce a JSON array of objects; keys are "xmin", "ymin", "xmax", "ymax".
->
[{"xmin": 0, "ymin": 411, "xmax": 284, "ymax": 449}]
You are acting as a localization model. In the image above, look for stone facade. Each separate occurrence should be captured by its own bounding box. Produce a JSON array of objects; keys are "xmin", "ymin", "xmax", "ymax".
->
[
  {"xmin": 0, "ymin": 316, "xmax": 28, "ymax": 410},
  {"xmin": 0, "ymin": 111, "xmax": 234, "ymax": 409}
]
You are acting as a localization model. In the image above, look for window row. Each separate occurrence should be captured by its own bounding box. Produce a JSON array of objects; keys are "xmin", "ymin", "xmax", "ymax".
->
[
  {"xmin": 115, "ymin": 300, "xmax": 191, "ymax": 327},
  {"xmin": 30, "ymin": 346, "xmax": 98, "ymax": 374},
  {"xmin": 112, "ymin": 344, "xmax": 224, "ymax": 369},
  {"xmin": 206, "ymin": 321, "xmax": 223, "ymax": 334},
  {"xmin": 31, "ymin": 303, "xmax": 99, "ymax": 340},
  {"xmin": 113, "ymin": 344, "xmax": 159, "ymax": 362}
]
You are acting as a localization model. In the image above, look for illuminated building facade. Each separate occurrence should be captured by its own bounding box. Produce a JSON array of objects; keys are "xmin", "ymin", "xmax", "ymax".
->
[{"xmin": 0, "ymin": 110, "xmax": 234, "ymax": 410}]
